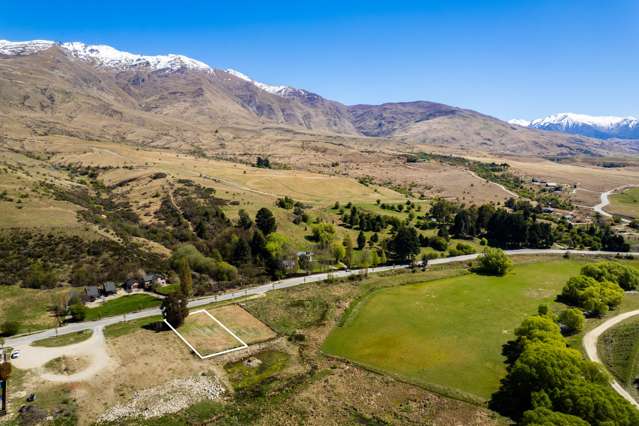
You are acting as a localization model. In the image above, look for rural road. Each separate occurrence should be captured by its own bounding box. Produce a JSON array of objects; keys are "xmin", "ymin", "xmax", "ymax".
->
[
  {"xmin": 583, "ymin": 310, "xmax": 639, "ymax": 408},
  {"xmin": 12, "ymin": 326, "xmax": 111, "ymax": 383},
  {"xmin": 6, "ymin": 248, "xmax": 639, "ymax": 399},
  {"xmin": 592, "ymin": 184, "xmax": 638, "ymax": 219},
  {"xmin": 466, "ymin": 170, "xmax": 519, "ymax": 198},
  {"xmin": 6, "ymin": 248, "xmax": 637, "ymax": 349}
]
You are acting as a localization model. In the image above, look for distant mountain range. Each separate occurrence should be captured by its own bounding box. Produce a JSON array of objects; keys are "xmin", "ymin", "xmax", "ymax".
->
[
  {"xmin": 0, "ymin": 39, "xmax": 635, "ymax": 157},
  {"xmin": 509, "ymin": 113, "xmax": 639, "ymax": 140}
]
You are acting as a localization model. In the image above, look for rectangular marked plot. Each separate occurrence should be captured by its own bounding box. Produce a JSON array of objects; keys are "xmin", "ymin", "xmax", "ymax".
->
[
  {"xmin": 177, "ymin": 310, "xmax": 246, "ymax": 358},
  {"xmin": 209, "ymin": 305, "xmax": 276, "ymax": 344}
]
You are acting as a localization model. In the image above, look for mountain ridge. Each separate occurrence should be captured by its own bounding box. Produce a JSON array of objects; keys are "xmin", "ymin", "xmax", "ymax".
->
[
  {"xmin": 0, "ymin": 38, "xmax": 634, "ymax": 157},
  {"xmin": 509, "ymin": 112, "xmax": 639, "ymax": 140}
]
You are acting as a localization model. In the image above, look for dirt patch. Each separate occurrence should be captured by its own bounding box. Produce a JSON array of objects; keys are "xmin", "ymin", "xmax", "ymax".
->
[
  {"xmin": 44, "ymin": 356, "xmax": 91, "ymax": 376},
  {"xmin": 76, "ymin": 326, "xmax": 211, "ymax": 423}
]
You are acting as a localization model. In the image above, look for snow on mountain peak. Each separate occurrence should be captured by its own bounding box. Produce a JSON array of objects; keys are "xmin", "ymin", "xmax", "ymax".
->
[
  {"xmin": 0, "ymin": 39, "xmax": 211, "ymax": 72},
  {"xmin": 225, "ymin": 68, "xmax": 303, "ymax": 97},
  {"xmin": 508, "ymin": 119, "xmax": 531, "ymax": 127},
  {"xmin": 0, "ymin": 39, "xmax": 306, "ymax": 97},
  {"xmin": 531, "ymin": 112, "xmax": 637, "ymax": 129},
  {"xmin": 61, "ymin": 42, "xmax": 211, "ymax": 71},
  {"xmin": 0, "ymin": 40, "xmax": 56, "ymax": 55},
  {"xmin": 509, "ymin": 112, "xmax": 639, "ymax": 139},
  {"xmin": 511, "ymin": 113, "xmax": 638, "ymax": 130}
]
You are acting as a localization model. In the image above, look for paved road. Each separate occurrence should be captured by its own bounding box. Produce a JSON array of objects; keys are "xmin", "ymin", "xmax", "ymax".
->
[
  {"xmin": 583, "ymin": 309, "xmax": 639, "ymax": 408},
  {"xmin": 6, "ymin": 249, "xmax": 638, "ymax": 349},
  {"xmin": 6, "ymin": 248, "xmax": 635, "ymax": 347}
]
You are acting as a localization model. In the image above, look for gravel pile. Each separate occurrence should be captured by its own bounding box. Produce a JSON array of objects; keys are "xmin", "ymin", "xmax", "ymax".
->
[{"xmin": 98, "ymin": 375, "xmax": 225, "ymax": 422}]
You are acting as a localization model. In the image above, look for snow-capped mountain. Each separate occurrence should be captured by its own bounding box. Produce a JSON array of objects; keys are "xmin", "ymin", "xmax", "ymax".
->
[
  {"xmin": 2, "ymin": 38, "xmax": 633, "ymax": 156},
  {"xmin": 0, "ymin": 39, "xmax": 304, "ymax": 98},
  {"xmin": 226, "ymin": 69, "xmax": 305, "ymax": 97},
  {"xmin": 509, "ymin": 113, "xmax": 639, "ymax": 140}
]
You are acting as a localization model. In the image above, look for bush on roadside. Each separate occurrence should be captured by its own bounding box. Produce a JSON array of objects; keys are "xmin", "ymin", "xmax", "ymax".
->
[
  {"xmin": 474, "ymin": 248, "xmax": 512, "ymax": 276},
  {"xmin": 448, "ymin": 242, "xmax": 476, "ymax": 257},
  {"xmin": 69, "ymin": 303, "xmax": 87, "ymax": 322},
  {"xmin": 1, "ymin": 320, "xmax": 20, "ymax": 337}
]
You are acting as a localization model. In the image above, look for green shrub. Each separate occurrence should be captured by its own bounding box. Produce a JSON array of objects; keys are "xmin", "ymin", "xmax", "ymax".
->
[
  {"xmin": 581, "ymin": 261, "xmax": 639, "ymax": 291},
  {"xmin": 22, "ymin": 262, "xmax": 59, "ymax": 289},
  {"xmin": 475, "ymin": 248, "xmax": 512, "ymax": 276},
  {"xmin": 560, "ymin": 275, "xmax": 623, "ymax": 315},
  {"xmin": 1, "ymin": 320, "xmax": 20, "ymax": 337},
  {"xmin": 558, "ymin": 308, "xmax": 585, "ymax": 334},
  {"xmin": 69, "ymin": 304, "xmax": 87, "ymax": 322},
  {"xmin": 521, "ymin": 407, "xmax": 589, "ymax": 426}
]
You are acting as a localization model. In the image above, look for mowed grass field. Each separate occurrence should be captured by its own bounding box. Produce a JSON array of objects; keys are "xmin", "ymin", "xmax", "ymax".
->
[
  {"xmin": 322, "ymin": 260, "xmax": 588, "ymax": 401},
  {"xmin": 609, "ymin": 187, "xmax": 639, "ymax": 218}
]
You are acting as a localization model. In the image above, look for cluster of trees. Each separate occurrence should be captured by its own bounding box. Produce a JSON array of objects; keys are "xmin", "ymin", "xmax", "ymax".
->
[
  {"xmin": 255, "ymin": 157, "xmax": 271, "ymax": 168},
  {"xmin": 378, "ymin": 199, "xmax": 421, "ymax": 214},
  {"xmin": 446, "ymin": 201, "xmax": 554, "ymax": 249},
  {"xmin": 559, "ymin": 261, "xmax": 639, "ymax": 316},
  {"xmin": 430, "ymin": 197, "xmax": 628, "ymax": 252},
  {"xmin": 167, "ymin": 207, "xmax": 293, "ymax": 292},
  {"xmin": 491, "ymin": 311, "xmax": 639, "ymax": 425},
  {"xmin": 554, "ymin": 222, "xmax": 630, "ymax": 252},
  {"xmin": 276, "ymin": 196, "xmax": 309, "ymax": 224},
  {"xmin": 387, "ymin": 226, "xmax": 420, "ymax": 262},
  {"xmin": 339, "ymin": 205, "xmax": 402, "ymax": 232}
]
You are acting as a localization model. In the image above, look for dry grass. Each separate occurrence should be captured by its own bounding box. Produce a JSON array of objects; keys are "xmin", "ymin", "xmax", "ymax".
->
[
  {"xmin": 44, "ymin": 355, "xmax": 91, "ymax": 375},
  {"xmin": 177, "ymin": 305, "xmax": 275, "ymax": 356},
  {"xmin": 178, "ymin": 311, "xmax": 246, "ymax": 356}
]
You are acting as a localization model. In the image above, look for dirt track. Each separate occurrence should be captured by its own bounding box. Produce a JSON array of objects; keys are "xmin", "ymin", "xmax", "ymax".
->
[
  {"xmin": 12, "ymin": 326, "xmax": 112, "ymax": 383},
  {"xmin": 583, "ymin": 310, "xmax": 639, "ymax": 408}
]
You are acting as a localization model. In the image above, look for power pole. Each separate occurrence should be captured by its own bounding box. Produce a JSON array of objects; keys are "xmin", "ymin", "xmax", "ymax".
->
[{"xmin": 0, "ymin": 349, "xmax": 10, "ymax": 417}]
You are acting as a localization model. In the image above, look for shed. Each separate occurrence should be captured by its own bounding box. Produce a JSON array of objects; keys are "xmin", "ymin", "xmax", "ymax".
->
[
  {"xmin": 85, "ymin": 286, "xmax": 100, "ymax": 301},
  {"xmin": 102, "ymin": 281, "xmax": 117, "ymax": 295}
]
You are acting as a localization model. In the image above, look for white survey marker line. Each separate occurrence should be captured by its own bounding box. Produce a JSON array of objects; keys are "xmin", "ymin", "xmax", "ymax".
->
[{"xmin": 165, "ymin": 309, "xmax": 248, "ymax": 360}]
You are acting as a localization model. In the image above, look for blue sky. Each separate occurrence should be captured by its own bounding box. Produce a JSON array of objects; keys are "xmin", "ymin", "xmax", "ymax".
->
[{"xmin": 1, "ymin": 1, "xmax": 637, "ymax": 120}]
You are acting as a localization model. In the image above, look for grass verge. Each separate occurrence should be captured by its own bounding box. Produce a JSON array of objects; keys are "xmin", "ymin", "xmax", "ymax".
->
[
  {"xmin": 85, "ymin": 294, "xmax": 161, "ymax": 321},
  {"xmin": 32, "ymin": 330, "xmax": 92, "ymax": 347}
]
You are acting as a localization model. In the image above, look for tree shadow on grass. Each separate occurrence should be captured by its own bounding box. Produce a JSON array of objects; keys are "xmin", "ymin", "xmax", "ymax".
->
[{"xmin": 142, "ymin": 321, "xmax": 169, "ymax": 333}]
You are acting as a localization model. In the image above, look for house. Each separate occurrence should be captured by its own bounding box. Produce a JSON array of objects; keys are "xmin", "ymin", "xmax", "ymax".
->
[
  {"xmin": 102, "ymin": 281, "xmax": 117, "ymax": 296},
  {"xmin": 123, "ymin": 278, "xmax": 141, "ymax": 292},
  {"xmin": 280, "ymin": 259, "xmax": 297, "ymax": 271},
  {"xmin": 143, "ymin": 273, "xmax": 167, "ymax": 288},
  {"xmin": 296, "ymin": 251, "xmax": 314, "ymax": 268},
  {"xmin": 296, "ymin": 251, "xmax": 314, "ymax": 261},
  {"xmin": 84, "ymin": 286, "xmax": 100, "ymax": 302}
]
